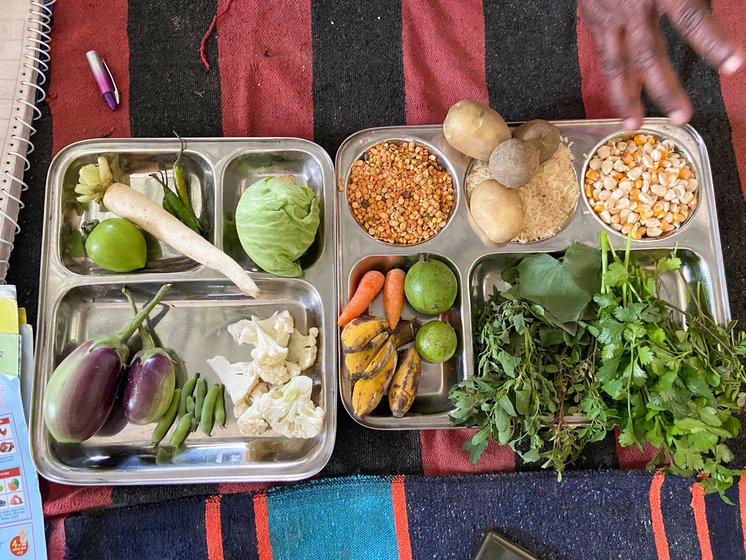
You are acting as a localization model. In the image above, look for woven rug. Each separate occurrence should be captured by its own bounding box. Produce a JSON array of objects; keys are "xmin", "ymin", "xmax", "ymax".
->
[{"xmin": 7, "ymin": 1, "xmax": 746, "ymax": 558}]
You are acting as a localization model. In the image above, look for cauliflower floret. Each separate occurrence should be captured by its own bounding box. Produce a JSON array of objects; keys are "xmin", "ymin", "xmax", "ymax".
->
[
  {"xmin": 287, "ymin": 327, "xmax": 319, "ymax": 372},
  {"xmin": 257, "ymin": 376, "xmax": 324, "ymax": 439},
  {"xmin": 227, "ymin": 311, "xmax": 294, "ymax": 347},
  {"xmin": 206, "ymin": 356, "xmax": 260, "ymax": 416},
  {"xmin": 237, "ymin": 403, "xmax": 269, "ymax": 436}
]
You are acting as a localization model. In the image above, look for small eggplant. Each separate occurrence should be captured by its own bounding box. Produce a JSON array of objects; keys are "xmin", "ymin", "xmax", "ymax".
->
[
  {"xmin": 43, "ymin": 284, "xmax": 172, "ymax": 443},
  {"xmin": 122, "ymin": 289, "xmax": 177, "ymax": 425},
  {"xmin": 96, "ymin": 387, "xmax": 128, "ymax": 437}
]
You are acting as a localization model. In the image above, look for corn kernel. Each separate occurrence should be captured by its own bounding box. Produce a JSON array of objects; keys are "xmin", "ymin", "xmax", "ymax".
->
[
  {"xmin": 679, "ymin": 167, "xmax": 692, "ymax": 180},
  {"xmin": 586, "ymin": 169, "xmax": 600, "ymax": 180},
  {"xmin": 634, "ymin": 134, "xmax": 646, "ymax": 146}
]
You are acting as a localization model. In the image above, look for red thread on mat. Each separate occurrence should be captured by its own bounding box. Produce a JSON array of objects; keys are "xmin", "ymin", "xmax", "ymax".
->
[
  {"xmin": 739, "ymin": 472, "xmax": 746, "ymax": 557},
  {"xmin": 648, "ymin": 472, "xmax": 670, "ymax": 560},
  {"xmin": 200, "ymin": 0, "xmax": 234, "ymax": 71},
  {"xmin": 47, "ymin": 515, "xmax": 68, "ymax": 560},
  {"xmin": 253, "ymin": 493, "xmax": 273, "ymax": 560},
  {"xmin": 391, "ymin": 476, "xmax": 413, "ymax": 560},
  {"xmin": 205, "ymin": 495, "xmax": 224, "ymax": 560},
  {"xmin": 690, "ymin": 483, "xmax": 713, "ymax": 560}
]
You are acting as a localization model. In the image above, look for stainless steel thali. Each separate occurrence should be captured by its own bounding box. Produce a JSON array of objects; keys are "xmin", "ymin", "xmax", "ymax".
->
[
  {"xmin": 31, "ymin": 137, "xmax": 337, "ymax": 484},
  {"xmin": 335, "ymin": 118, "xmax": 729, "ymax": 430}
]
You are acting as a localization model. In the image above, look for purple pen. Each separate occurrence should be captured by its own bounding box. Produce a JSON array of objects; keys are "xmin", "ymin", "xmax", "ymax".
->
[{"xmin": 86, "ymin": 50, "xmax": 119, "ymax": 111}]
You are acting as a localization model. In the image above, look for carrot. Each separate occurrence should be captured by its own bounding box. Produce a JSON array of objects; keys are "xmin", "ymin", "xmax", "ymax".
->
[
  {"xmin": 338, "ymin": 270, "xmax": 385, "ymax": 326},
  {"xmin": 103, "ymin": 183, "xmax": 260, "ymax": 298},
  {"xmin": 383, "ymin": 269, "xmax": 405, "ymax": 329}
]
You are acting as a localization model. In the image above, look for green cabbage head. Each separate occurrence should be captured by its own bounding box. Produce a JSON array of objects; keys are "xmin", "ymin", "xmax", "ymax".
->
[{"xmin": 235, "ymin": 177, "xmax": 320, "ymax": 277}]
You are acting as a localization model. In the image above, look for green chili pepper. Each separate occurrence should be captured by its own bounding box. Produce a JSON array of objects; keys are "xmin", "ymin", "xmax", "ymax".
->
[
  {"xmin": 200, "ymin": 384, "xmax": 222, "ymax": 436},
  {"xmin": 195, "ymin": 378, "xmax": 207, "ymax": 422},
  {"xmin": 151, "ymin": 388, "xmax": 181, "ymax": 447},
  {"xmin": 179, "ymin": 373, "xmax": 200, "ymax": 417},
  {"xmin": 169, "ymin": 413, "xmax": 193, "ymax": 448},
  {"xmin": 214, "ymin": 384, "xmax": 226, "ymax": 429}
]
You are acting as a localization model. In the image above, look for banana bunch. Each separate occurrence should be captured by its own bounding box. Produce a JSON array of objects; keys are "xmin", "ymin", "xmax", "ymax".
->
[{"xmin": 342, "ymin": 316, "xmax": 422, "ymax": 418}]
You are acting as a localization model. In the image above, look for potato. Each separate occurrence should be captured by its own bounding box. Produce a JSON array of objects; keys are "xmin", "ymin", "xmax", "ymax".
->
[
  {"xmin": 488, "ymin": 139, "xmax": 539, "ymax": 188},
  {"xmin": 443, "ymin": 100, "xmax": 510, "ymax": 161},
  {"xmin": 513, "ymin": 119, "xmax": 561, "ymax": 162},
  {"xmin": 469, "ymin": 179, "xmax": 523, "ymax": 244}
]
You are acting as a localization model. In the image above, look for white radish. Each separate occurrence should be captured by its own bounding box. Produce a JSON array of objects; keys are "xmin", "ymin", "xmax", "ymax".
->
[{"xmin": 103, "ymin": 183, "xmax": 260, "ymax": 298}]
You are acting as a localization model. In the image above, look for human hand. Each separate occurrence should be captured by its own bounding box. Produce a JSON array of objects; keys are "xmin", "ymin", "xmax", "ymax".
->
[{"xmin": 579, "ymin": 0, "xmax": 744, "ymax": 130}]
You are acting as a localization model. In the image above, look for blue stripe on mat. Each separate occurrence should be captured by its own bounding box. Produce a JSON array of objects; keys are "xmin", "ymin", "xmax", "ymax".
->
[
  {"xmin": 660, "ymin": 476, "xmax": 701, "ymax": 560},
  {"xmin": 265, "ymin": 475, "xmax": 399, "ymax": 560},
  {"xmin": 705, "ymin": 483, "xmax": 743, "ymax": 560},
  {"xmin": 404, "ymin": 470, "xmax": 659, "ymax": 560}
]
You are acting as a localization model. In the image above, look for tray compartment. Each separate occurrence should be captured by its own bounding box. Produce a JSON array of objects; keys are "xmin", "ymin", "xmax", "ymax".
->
[
  {"xmin": 341, "ymin": 254, "xmax": 464, "ymax": 429},
  {"xmin": 36, "ymin": 278, "xmax": 331, "ymax": 482},
  {"xmin": 59, "ymin": 149, "xmax": 214, "ymax": 275},
  {"xmin": 221, "ymin": 149, "xmax": 326, "ymax": 273}
]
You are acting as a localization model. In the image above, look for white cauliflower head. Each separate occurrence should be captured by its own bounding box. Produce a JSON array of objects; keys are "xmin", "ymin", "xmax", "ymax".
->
[
  {"xmin": 287, "ymin": 327, "xmax": 319, "ymax": 372},
  {"xmin": 227, "ymin": 311, "xmax": 294, "ymax": 347},
  {"xmin": 206, "ymin": 356, "xmax": 260, "ymax": 416},
  {"xmin": 258, "ymin": 376, "xmax": 324, "ymax": 439}
]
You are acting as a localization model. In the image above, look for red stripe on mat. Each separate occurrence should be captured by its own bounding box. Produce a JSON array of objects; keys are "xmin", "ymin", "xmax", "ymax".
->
[
  {"xmin": 46, "ymin": 514, "xmax": 68, "ymax": 560},
  {"xmin": 401, "ymin": 0, "xmax": 488, "ymax": 124},
  {"xmin": 575, "ymin": 6, "xmax": 615, "ymax": 119},
  {"xmin": 613, "ymin": 427, "xmax": 661, "ymax": 470},
  {"xmin": 216, "ymin": 0, "xmax": 313, "ymax": 138},
  {"xmin": 711, "ymin": 1, "xmax": 746, "ymax": 201},
  {"xmin": 690, "ymin": 483, "xmax": 714, "ymax": 560},
  {"xmin": 41, "ymin": 480, "xmax": 113, "ymax": 517},
  {"xmin": 420, "ymin": 429, "xmax": 515, "ymax": 475},
  {"xmin": 391, "ymin": 475, "xmax": 413, "ymax": 560},
  {"xmin": 218, "ymin": 482, "xmax": 271, "ymax": 495},
  {"xmin": 648, "ymin": 472, "xmax": 670, "ymax": 560},
  {"xmin": 740, "ymin": 473, "xmax": 746, "ymax": 557},
  {"xmin": 48, "ymin": 0, "xmax": 130, "ymax": 154},
  {"xmin": 205, "ymin": 495, "xmax": 224, "ymax": 560},
  {"xmin": 253, "ymin": 493, "xmax": 273, "ymax": 560}
]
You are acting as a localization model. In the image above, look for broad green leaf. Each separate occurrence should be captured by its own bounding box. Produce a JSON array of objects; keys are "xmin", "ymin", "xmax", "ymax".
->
[
  {"xmin": 624, "ymin": 323, "xmax": 647, "ymax": 342},
  {"xmin": 638, "ymin": 346, "xmax": 654, "ymax": 365},
  {"xmin": 684, "ymin": 375, "xmax": 714, "ymax": 399},
  {"xmin": 520, "ymin": 447, "xmax": 541, "ymax": 463},
  {"xmin": 515, "ymin": 389, "xmax": 531, "ymax": 415},
  {"xmin": 598, "ymin": 317, "xmax": 626, "ymax": 345},
  {"xmin": 656, "ymin": 256, "xmax": 681, "ymax": 273},
  {"xmin": 603, "ymin": 378, "xmax": 624, "ymax": 399},
  {"xmin": 497, "ymin": 351, "xmax": 521, "ymax": 378},
  {"xmin": 593, "ymin": 293, "xmax": 618, "ymax": 310},
  {"xmin": 604, "ymin": 262, "xmax": 629, "ymax": 287},
  {"xmin": 498, "ymin": 395, "xmax": 517, "ymax": 417}
]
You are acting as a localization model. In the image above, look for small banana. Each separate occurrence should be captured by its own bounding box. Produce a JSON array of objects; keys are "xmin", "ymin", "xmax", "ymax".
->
[
  {"xmin": 345, "ymin": 331, "xmax": 389, "ymax": 377},
  {"xmin": 341, "ymin": 316, "xmax": 389, "ymax": 353},
  {"xmin": 354, "ymin": 337, "xmax": 396, "ymax": 381},
  {"xmin": 388, "ymin": 347, "xmax": 422, "ymax": 418},
  {"xmin": 352, "ymin": 350, "xmax": 397, "ymax": 417},
  {"xmin": 390, "ymin": 319, "xmax": 417, "ymax": 348}
]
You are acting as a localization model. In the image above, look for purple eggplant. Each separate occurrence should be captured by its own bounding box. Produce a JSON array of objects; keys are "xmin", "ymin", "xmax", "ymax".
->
[
  {"xmin": 122, "ymin": 289, "xmax": 176, "ymax": 425},
  {"xmin": 43, "ymin": 284, "xmax": 172, "ymax": 443}
]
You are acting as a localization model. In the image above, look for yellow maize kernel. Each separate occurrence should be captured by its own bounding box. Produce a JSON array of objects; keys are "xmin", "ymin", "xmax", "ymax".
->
[
  {"xmin": 633, "ymin": 227, "xmax": 646, "ymax": 240},
  {"xmin": 585, "ymin": 185, "xmax": 593, "ymax": 198},
  {"xmin": 679, "ymin": 167, "xmax": 692, "ymax": 180},
  {"xmin": 586, "ymin": 169, "xmax": 600, "ymax": 180},
  {"xmin": 629, "ymin": 188, "xmax": 640, "ymax": 201},
  {"xmin": 688, "ymin": 196, "xmax": 697, "ymax": 207},
  {"xmin": 622, "ymin": 153, "xmax": 634, "ymax": 165},
  {"xmin": 673, "ymin": 213, "xmax": 685, "ymax": 222},
  {"xmin": 634, "ymin": 134, "xmax": 646, "ymax": 145},
  {"xmin": 612, "ymin": 171, "xmax": 624, "ymax": 180},
  {"xmin": 653, "ymin": 209, "xmax": 666, "ymax": 218},
  {"xmin": 634, "ymin": 179, "xmax": 643, "ymax": 189},
  {"xmin": 660, "ymin": 149, "xmax": 668, "ymax": 159},
  {"xmin": 651, "ymin": 172, "xmax": 658, "ymax": 184},
  {"xmin": 592, "ymin": 191, "xmax": 600, "ymax": 202},
  {"xmin": 660, "ymin": 222, "xmax": 674, "ymax": 232},
  {"xmin": 594, "ymin": 204, "xmax": 605, "ymax": 213},
  {"xmin": 647, "ymin": 137, "xmax": 655, "ymax": 145}
]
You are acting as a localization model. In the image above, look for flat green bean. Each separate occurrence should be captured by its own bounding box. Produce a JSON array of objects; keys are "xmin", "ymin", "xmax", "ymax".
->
[
  {"xmin": 169, "ymin": 413, "xmax": 193, "ymax": 448},
  {"xmin": 195, "ymin": 378, "xmax": 207, "ymax": 422},
  {"xmin": 214, "ymin": 384, "xmax": 226, "ymax": 429},
  {"xmin": 200, "ymin": 384, "xmax": 222, "ymax": 436},
  {"xmin": 151, "ymin": 388, "xmax": 181, "ymax": 447}
]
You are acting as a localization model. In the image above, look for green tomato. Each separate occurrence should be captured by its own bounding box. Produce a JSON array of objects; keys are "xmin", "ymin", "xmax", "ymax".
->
[{"xmin": 85, "ymin": 218, "xmax": 147, "ymax": 272}]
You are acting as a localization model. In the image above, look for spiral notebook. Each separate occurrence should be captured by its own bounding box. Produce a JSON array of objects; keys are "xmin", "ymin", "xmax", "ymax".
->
[{"xmin": 0, "ymin": 0, "xmax": 54, "ymax": 281}]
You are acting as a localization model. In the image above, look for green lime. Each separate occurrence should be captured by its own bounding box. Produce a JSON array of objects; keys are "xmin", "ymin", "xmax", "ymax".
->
[
  {"xmin": 415, "ymin": 320, "xmax": 458, "ymax": 363},
  {"xmin": 404, "ymin": 258, "xmax": 457, "ymax": 315},
  {"xmin": 85, "ymin": 218, "xmax": 147, "ymax": 272}
]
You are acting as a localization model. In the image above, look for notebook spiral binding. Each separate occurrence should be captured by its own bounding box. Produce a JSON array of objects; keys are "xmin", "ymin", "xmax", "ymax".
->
[{"xmin": 0, "ymin": 0, "xmax": 56, "ymax": 278}]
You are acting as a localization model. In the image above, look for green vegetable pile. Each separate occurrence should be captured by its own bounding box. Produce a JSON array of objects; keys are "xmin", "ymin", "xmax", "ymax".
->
[{"xmin": 450, "ymin": 233, "xmax": 746, "ymax": 499}]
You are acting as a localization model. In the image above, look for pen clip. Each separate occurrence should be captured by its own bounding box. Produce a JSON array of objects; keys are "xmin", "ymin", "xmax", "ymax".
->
[{"xmin": 102, "ymin": 59, "xmax": 120, "ymax": 105}]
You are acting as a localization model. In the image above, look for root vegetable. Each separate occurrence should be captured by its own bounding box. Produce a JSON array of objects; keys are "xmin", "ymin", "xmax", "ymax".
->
[
  {"xmin": 513, "ymin": 119, "xmax": 561, "ymax": 162},
  {"xmin": 383, "ymin": 269, "xmax": 406, "ymax": 329},
  {"xmin": 488, "ymin": 139, "xmax": 540, "ymax": 188},
  {"xmin": 469, "ymin": 180, "xmax": 524, "ymax": 244},
  {"xmin": 103, "ymin": 183, "xmax": 259, "ymax": 298},
  {"xmin": 338, "ymin": 270, "xmax": 385, "ymax": 326},
  {"xmin": 443, "ymin": 100, "xmax": 510, "ymax": 160}
]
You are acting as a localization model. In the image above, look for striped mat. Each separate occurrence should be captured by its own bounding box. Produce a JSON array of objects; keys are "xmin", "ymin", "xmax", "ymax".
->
[{"xmin": 5, "ymin": 0, "xmax": 746, "ymax": 558}]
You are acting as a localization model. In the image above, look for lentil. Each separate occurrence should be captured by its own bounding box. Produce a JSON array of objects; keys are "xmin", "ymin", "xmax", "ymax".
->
[
  {"xmin": 585, "ymin": 133, "xmax": 698, "ymax": 239},
  {"xmin": 347, "ymin": 141, "xmax": 455, "ymax": 245}
]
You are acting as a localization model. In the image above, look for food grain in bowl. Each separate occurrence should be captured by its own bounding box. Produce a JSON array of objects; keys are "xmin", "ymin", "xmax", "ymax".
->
[
  {"xmin": 585, "ymin": 133, "xmax": 698, "ymax": 239},
  {"xmin": 346, "ymin": 141, "xmax": 455, "ymax": 245}
]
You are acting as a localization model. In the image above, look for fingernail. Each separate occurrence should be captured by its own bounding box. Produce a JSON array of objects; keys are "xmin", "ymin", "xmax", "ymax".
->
[
  {"xmin": 668, "ymin": 110, "xmax": 689, "ymax": 126},
  {"xmin": 623, "ymin": 118, "xmax": 639, "ymax": 131},
  {"xmin": 722, "ymin": 51, "xmax": 745, "ymax": 75}
]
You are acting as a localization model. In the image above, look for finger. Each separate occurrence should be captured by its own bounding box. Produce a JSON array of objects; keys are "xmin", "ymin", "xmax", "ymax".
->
[
  {"xmin": 628, "ymin": 18, "xmax": 693, "ymax": 125},
  {"xmin": 593, "ymin": 27, "xmax": 645, "ymax": 130},
  {"xmin": 664, "ymin": 0, "xmax": 744, "ymax": 74}
]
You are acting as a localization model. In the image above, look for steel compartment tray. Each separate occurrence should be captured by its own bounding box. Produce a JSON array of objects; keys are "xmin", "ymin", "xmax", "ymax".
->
[
  {"xmin": 335, "ymin": 119, "xmax": 729, "ymax": 430},
  {"xmin": 32, "ymin": 137, "xmax": 337, "ymax": 484}
]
